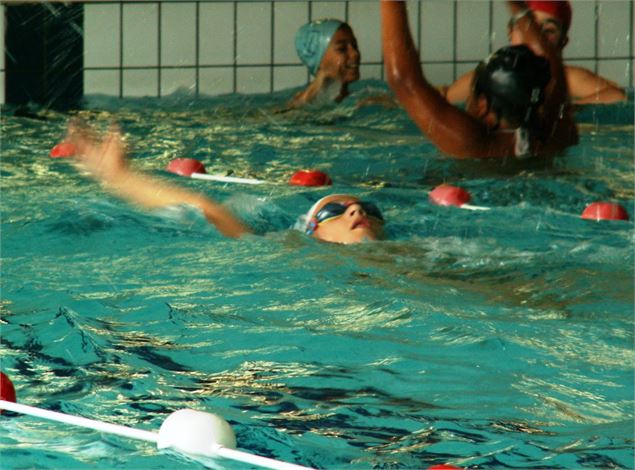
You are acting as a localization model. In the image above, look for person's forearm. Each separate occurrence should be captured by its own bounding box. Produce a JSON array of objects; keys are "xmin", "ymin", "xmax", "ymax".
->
[
  {"xmin": 381, "ymin": 1, "xmax": 425, "ymax": 93},
  {"xmin": 68, "ymin": 123, "xmax": 251, "ymax": 238},
  {"xmin": 105, "ymin": 170, "xmax": 249, "ymax": 238}
]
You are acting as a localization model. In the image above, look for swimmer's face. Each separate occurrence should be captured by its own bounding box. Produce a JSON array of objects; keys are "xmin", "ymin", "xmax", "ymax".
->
[
  {"xmin": 466, "ymin": 94, "xmax": 505, "ymax": 130},
  {"xmin": 509, "ymin": 11, "xmax": 568, "ymax": 50},
  {"xmin": 309, "ymin": 195, "xmax": 384, "ymax": 245},
  {"xmin": 319, "ymin": 25, "xmax": 361, "ymax": 83}
]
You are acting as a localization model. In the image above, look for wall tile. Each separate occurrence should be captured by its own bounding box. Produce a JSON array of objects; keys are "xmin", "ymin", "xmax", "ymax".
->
[
  {"xmin": 273, "ymin": 66, "xmax": 307, "ymax": 92},
  {"xmin": 424, "ymin": 63, "xmax": 454, "ymax": 87},
  {"xmin": 598, "ymin": 1, "xmax": 630, "ymax": 57},
  {"xmin": 199, "ymin": 68, "xmax": 234, "ymax": 96},
  {"xmin": 456, "ymin": 62, "xmax": 479, "ymax": 82},
  {"xmin": 598, "ymin": 59, "xmax": 630, "ymax": 88},
  {"xmin": 311, "ymin": 2, "xmax": 346, "ymax": 22},
  {"xmin": 564, "ymin": 1, "xmax": 595, "ymax": 59},
  {"xmin": 420, "ymin": 1, "xmax": 453, "ymax": 61},
  {"xmin": 161, "ymin": 68, "xmax": 196, "ymax": 96},
  {"xmin": 61, "ymin": 0, "xmax": 635, "ymax": 99},
  {"xmin": 359, "ymin": 64, "xmax": 382, "ymax": 82},
  {"xmin": 405, "ymin": 0, "xmax": 419, "ymax": 48},
  {"xmin": 237, "ymin": 67, "xmax": 271, "ymax": 94},
  {"xmin": 236, "ymin": 3, "xmax": 272, "ymax": 65},
  {"xmin": 123, "ymin": 69, "xmax": 158, "ymax": 97},
  {"xmin": 85, "ymin": 70, "xmax": 120, "ymax": 96},
  {"xmin": 274, "ymin": 2, "xmax": 307, "ymax": 64},
  {"xmin": 491, "ymin": 1, "xmax": 510, "ymax": 52},
  {"xmin": 457, "ymin": 1, "xmax": 490, "ymax": 61},
  {"xmin": 123, "ymin": 4, "xmax": 159, "ymax": 67},
  {"xmin": 85, "ymin": 4, "xmax": 120, "ymax": 68},
  {"xmin": 161, "ymin": 3, "xmax": 196, "ymax": 66},
  {"xmin": 200, "ymin": 2, "xmax": 234, "ymax": 66},
  {"xmin": 349, "ymin": 1, "xmax": 381, "ymax": 64}
]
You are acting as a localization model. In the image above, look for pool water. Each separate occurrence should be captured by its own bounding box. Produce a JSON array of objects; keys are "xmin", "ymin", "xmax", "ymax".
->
[{"xmin": 1, "ymin": 81, "xmax": 633, "ymax": 469}]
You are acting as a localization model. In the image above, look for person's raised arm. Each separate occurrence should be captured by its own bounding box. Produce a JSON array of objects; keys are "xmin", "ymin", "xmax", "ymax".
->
[
  {"xmin": 67, "ymin": 122, "xmax": 251, "ymax": 239},
  {"xmin": 381, "ymin": 0, "xmax": 512, "ymax": 158}
]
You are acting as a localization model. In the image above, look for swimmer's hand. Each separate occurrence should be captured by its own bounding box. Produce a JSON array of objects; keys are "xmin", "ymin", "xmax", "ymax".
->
[
  {"xmin": 65, "ymin": 120, "xmax": 251, "ymax": 239},
  {"xmin": 67, "ymin": 120, "xmax": 129, "ymax": 183}
]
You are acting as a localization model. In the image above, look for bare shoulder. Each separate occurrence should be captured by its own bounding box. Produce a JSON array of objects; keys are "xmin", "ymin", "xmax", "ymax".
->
[
  {"xmin": 565, "ymin": 65, "xmax": 597, "ymax": 80},
  {"xmin": 564, "ymin": 64, "xmax": 626, "ymax": 103}
]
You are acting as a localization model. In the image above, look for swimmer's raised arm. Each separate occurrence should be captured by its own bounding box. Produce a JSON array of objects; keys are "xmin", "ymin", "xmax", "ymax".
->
[
  {"xmin": 381, "ymin": 1, "xmax": 512, "ymax": 158},
  {"xmin": 67, "ymin": 122, "xmax": 251, "ymax": 239}
]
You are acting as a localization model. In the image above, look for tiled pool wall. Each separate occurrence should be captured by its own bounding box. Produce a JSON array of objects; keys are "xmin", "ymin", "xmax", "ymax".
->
[{"xmin": 0, "ymin": 0, "xmax": 633, "ymax": 104}]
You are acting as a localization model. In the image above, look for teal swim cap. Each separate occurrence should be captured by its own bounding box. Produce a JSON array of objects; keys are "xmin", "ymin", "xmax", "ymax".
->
[{"xmin": 295, "ymin": 19, "xmax": 344, "ymax": 76}]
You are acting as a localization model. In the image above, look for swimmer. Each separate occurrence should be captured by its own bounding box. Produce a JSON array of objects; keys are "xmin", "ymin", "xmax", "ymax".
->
[
  {"xmin": 289, "ymin": 19, "xmax": 360, "ymax": 108},
  {"xmin": 65, "ymin": 122, "xmax": 384, "ymax": 245},
  {"xmin": 381, "ymin": 0, "xmax": 577, "ymax": 159},
  {"xmin": 443, "ymin": 0, "xmax": 626, "ymax": 105}
]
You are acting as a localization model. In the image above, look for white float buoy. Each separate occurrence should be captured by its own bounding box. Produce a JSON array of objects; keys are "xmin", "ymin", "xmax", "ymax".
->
[
  {"xmin": 0, "ymin": 399, "xmax": 312, "ymax": 470},
  {"xmin": 157, "ymin": 409, "xmax": 236, "ymax": 454}
]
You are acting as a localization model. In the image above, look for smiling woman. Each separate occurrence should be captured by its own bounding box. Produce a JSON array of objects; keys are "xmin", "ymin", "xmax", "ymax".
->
[{"xmin": 289, "ymin": 19, "xmax": 361, "ymax": 108}]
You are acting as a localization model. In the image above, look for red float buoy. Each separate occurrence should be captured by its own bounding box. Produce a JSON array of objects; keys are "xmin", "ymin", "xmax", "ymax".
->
[
  {"xmin": 581, "ymin": 202, "xmax": 629, "ymax": 221},
  {"xmin": 49, "ymin": 142, "xmax": 77, "ymax": 158},
  {"xmin": 0, "ymin": 372, "xmax": 17, "ymax": 408},
  {"xmin": 166, "ymin": 158, "xmax": 207, "ymax": 177},
  {"xmin": 428, "ymin": 465, "xmax": 461, "ymax": 470},
  {"xmin": 429, "ymin": 184, "xmax": 471, "ymax": 207},
  {"xmin": 289, "ymin": 169, "xmax": 332, "ymax": 187}
]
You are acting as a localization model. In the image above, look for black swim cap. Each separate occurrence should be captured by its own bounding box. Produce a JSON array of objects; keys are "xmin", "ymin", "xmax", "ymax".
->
[{"xmin": 473, "ymin": 45, "xmax": 551, "ymax": 128}]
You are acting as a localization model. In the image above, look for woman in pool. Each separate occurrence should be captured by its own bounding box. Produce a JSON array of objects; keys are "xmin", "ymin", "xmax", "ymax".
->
[
  {"xmin": 289, "ymin": 19, "xmax": 360, "ymax": 108},
  {"xmin": 65, "ymin": 122, "xmax": 384, "ymax": 245},
  {"xmin": 443, "ymin": 1, "xmax": 626, "ymax": 105},
  {"xmin": 381, "ymin": 0, "xmax": 578, "ymax": 160}
]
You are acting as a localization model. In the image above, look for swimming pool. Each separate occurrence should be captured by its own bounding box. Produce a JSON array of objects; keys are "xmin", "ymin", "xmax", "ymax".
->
[{"xmin": 1, "ymin": 81, "xmax": 633, "ymax": 469}]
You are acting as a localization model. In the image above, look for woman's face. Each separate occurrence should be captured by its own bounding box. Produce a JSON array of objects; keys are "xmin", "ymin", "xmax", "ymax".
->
[
  {"xmin": 509, "ymin": 11, "xmax": 568, "ymax": 50},
  {"xmin": 319, "ymin": 26, "xmax": 361, "ymax": 83},
  {"xmin": 309, "ymin": 195, "xmax": 384, "ymax": 244}
]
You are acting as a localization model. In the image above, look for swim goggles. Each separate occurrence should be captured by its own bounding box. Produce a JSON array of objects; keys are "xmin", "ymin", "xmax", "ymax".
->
[{"xmin": 306, "ymin": 200, "xmax": 384, "ymax": 235}]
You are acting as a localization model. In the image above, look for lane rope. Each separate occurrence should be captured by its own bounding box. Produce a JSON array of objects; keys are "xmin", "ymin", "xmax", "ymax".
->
[{"xmin": 0, "ymin": 400, "xmax": 312, "ymax": 470}]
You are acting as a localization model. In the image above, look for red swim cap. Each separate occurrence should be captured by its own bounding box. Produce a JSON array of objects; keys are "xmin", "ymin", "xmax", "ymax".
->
[{"xmin": 527, "ymin": 1, "xmax": 572, "ymax": 33}]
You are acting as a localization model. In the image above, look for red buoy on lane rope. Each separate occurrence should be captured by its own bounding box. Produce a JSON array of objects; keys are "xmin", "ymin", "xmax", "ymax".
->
[
  {"xmin": 581, "ymin": 202, "xmax": 629, "ymax": 221},
  {"xmin": 429, "ymin": 184, "xmax": 471, "ymax": 207},
  {"xmin": 289, "ymin": 169, "xmax": 332, "ymax": 187},
  {"xmin": 0, "ymin": 372, "xmax": 17, "ymax": 408},
  {"xmin": 50, "ymin": 142, "xmax": 77, "ymax": 158},
  {"xmin": 166, "ymin": 158, "xmax": 207, "ymax": 177}
]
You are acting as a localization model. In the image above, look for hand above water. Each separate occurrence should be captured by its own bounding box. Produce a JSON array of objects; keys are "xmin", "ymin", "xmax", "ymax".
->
[{"xmin": 66, "ymin": 120, "xmax": 130, "ymax": 184}]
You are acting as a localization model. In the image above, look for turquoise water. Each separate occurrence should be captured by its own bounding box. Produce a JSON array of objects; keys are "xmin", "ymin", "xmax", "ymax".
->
[{"xmin": 1, "ymin": 82, "xmax": 633, "ymax": 469}]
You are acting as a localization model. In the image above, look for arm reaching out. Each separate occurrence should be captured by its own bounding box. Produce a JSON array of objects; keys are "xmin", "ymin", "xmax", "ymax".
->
[
  {"xmin": 67, "ymin": 122, "xmax": 251, "ymax": 239},
  {"xmin": 381, "ymin": 1, "xmax": 513, "ymax": 158}
]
